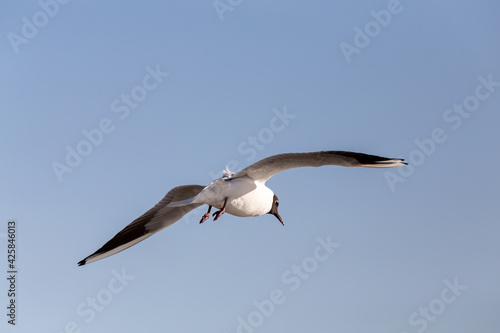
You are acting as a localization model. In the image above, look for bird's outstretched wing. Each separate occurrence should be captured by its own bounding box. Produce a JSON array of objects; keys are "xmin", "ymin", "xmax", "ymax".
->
[
  {"xmin": 78, "ymin": 185, "xmax": 205, "ymax": 266},
  {"xmin": 234, "ymin": 151, "xmax": 406, "ymax": 183}
]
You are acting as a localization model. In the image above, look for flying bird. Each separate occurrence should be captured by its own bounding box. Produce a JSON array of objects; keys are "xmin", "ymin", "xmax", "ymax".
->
[{"xmin": 78, "ymin": 151, "xmax": 406, "ymax": 266}]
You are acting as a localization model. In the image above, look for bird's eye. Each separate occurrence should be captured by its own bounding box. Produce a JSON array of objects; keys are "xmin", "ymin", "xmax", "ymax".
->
[{"xmin": 275, "ymin": 201, "xmax": 279, "ymax": 207}]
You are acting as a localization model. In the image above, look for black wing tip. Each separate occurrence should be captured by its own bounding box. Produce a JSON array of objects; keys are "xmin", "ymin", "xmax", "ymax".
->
[
  {"xmin": 392, "ymin": 158, "xmax": 407, "ymax": 165},
  {"xmin": 383, "ymin": 157, "xmax": 407, "ymax": 163},
  {"xmin": 77, "ymin": 259, "xmax": 87, "ymax": 266},
  {"xmin": 373, "ymin": 158, "xmax": 407, "ymax": 166}
]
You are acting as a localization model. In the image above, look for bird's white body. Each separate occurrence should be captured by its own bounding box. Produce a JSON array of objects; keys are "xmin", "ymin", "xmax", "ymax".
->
[{"xmin": 193, "ymin": 176, "xmax": 274, "ymax": 217}]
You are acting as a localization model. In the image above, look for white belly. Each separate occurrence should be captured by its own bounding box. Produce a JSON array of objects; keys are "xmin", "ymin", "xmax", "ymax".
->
[
  {"xmin": 199, "ymin": 177, "xmax": 274, "ymax": 217},
  {"xmin": 225, "ymin": 183, "xmax": 274, "ymax": 217}
]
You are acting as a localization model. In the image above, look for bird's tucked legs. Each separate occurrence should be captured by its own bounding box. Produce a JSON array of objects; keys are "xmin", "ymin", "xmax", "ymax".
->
[
  {"xmin": 199, "ymin": 206, "xmax": 212, "ymax": 224},
  {"xmin": 212, "ymin": 197, "xmax": 228, "ymax": 221}
]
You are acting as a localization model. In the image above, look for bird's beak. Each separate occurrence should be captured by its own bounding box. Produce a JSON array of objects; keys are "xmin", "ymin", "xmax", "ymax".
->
[{"xmin": 273, "ymin": 211, "xmax": 284, "ymax": 226}]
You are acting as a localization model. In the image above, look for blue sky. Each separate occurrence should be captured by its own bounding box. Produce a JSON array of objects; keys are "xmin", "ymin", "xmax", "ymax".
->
[{"xmin": 1, "ymin": 0, "xmax": 500, "ymax": 332}]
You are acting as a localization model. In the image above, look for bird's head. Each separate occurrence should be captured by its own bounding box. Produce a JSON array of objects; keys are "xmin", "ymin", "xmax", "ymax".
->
[{"xmin": 268, "ymin": 194, "xmax": 284, "ymax": 226}]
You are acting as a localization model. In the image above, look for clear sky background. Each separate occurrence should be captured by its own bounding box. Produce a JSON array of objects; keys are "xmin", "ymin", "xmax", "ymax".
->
[{"xmin": 1, "ymin": 1, "xmax": 500, "ymax": 332}]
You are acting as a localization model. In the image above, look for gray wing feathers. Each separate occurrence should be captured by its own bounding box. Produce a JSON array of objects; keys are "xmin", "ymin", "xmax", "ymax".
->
[
  {"xmin": 78, "ymin": 185, "xmax": 204, "ymax": 266},
  {"xmin": 142, "ymin": 185, "xmax": 205, "ymax": 232},
  {"xmin": 235, "ymin": 151, "xmax": 406, "ymax": 182}
]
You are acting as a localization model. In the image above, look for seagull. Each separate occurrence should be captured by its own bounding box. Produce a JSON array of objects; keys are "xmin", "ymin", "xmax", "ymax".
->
[{"xmin": 78, "ymin": 150, "xmax": 406, "ymax": 266}]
